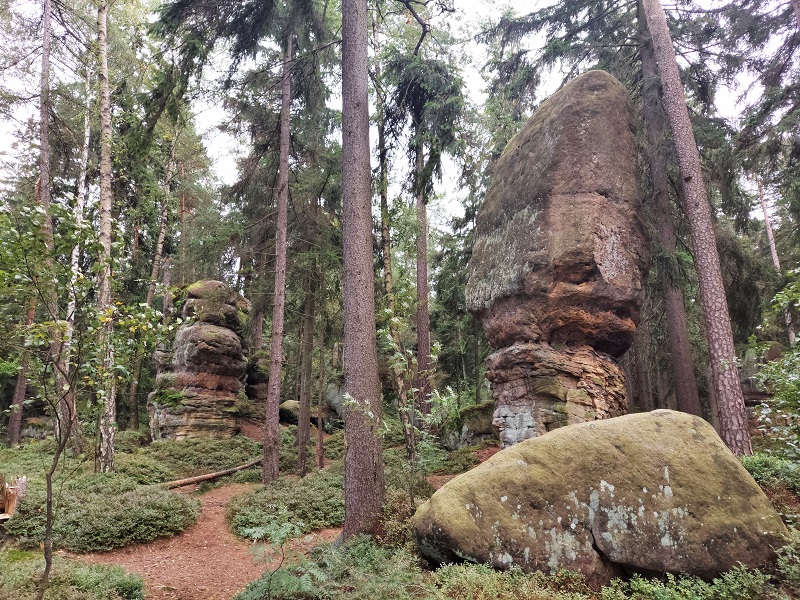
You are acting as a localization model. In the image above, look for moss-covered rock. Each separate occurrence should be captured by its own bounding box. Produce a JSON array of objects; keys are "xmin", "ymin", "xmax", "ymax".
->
[
  {"xmin": 413, "ymin": 410, "xmax": 787, "ymax": 587},
  {"xmin": 441, "ymin": 401, "xmax": 497, "ymax": 450}
]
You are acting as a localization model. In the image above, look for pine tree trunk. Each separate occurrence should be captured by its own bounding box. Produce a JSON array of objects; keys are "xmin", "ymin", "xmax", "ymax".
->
[
  {"xmin": 97, "ymin": 0, "xmax": 116, "ymax": 472},
  {"xmin": 316, "ymin": 346, "xmax": 326, "ymax": 469},
  {"xmin": 8, "ymin": 302, "xmax": 36, "ymax": 446},
  {"xmin": 642, "ymin": 0, "xmax": 751, "ymax": 455},
  {"xmin": 756, "ymin": 177, "xmax": 795, "ymax": 344},
  {"xmin": 263, "ymin": 37, "xmax": 293, "ymax": 484},
  {"xmin": 638, "ymin": 6, "xmax": 702, "ymax": 416},
  {"xmin": 297, "ymin": 275, "xmax": 316, "ymax": 476},
  {"xmin": 341, "ymin": 0, "xmax": 385, "ymax": 539},
  {"xmin": 414, "ymin": 139, "xmax": 431, "ymax": 415},
  {"xmin": 127, "ymin": 136, "xmax": 177, "ymax": 430},
  {"xmin": 791, "ymin": 0, "xmax": 800, "ymax": 31}
]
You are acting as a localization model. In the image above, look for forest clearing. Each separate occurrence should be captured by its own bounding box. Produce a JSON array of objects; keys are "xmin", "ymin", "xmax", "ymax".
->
[{"xmin": 2, "ymin": 0, "xmax": 800, "ymax": 598}]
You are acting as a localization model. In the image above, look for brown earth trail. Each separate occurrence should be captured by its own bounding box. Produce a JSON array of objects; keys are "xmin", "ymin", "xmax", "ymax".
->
[{"xmin": 70, "ymin": 483, "xmax": 340, "ymax": 600}]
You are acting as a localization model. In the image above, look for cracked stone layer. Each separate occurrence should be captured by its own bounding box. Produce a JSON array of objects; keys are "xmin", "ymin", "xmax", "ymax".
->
[
  {"xmin": 149, "ymin": 280, "xmax": 246, "ymax": 440},
  {"xmin": 465, "ymin": 70, "xmax": 646, "ymax": 356},
  {"xmin": 412, "ymin": 410, "xmax": 787, "ymax": 587},
  {"xmin": 487, "ymin": 342, "xmax": 627, "ymax": 447}
]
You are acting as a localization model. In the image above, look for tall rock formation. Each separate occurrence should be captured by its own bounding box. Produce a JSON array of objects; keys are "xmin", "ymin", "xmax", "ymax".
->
[
  {"xmin": 466, "ymin": 70, "xmax": 646, "ymax": 446},
  {"xmin": 148, "ymin": 280, "xmax": 247, "ymax": 440}
]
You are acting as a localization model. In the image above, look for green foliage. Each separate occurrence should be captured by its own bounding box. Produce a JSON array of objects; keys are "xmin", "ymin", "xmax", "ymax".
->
[
  {"xmin": 133, "ymin": 436, "xmax": 262, "ymax": 478},
  {"xmin": 432, "ymin": 564, "xmax": 592, "ymax": 599},
  {"xmin": 0, "ymin": 551, "xmax": 145, "ymax": 600},
  {"xmin": 149, "ymin": 388, "xmax": 186, "ymax": 407},
  {"xmin": 742, "ymin": 453, "xmax": 800, "ymax": 494},
  {"xmin": 227, "ymin": 468, "xmax": 344, "ymax": 541},
  {"xmin": 777, "ymin": 528, "xmax": 800, "ymax": 594},
  {"xmin": 321, "ymin": 430, "xmax": 344, "ymax": 461},
  {"xmin": 382, "ymin": 445, "xmax": 436, "ymax": 501},
  {"xmin": 4, "ymin": 475, "xmax": 200, "ymax": 552},
  {"xmin": 756, "ymin": 344, "xmax": 800, "ymax": 457},
  {"xmin": 601, "ymin": 567, "xmax": 775, "ymax": 600},
  {"xmin": 378, "ymin": 486, "xmax": 420, "ymax": 549},
  {"xmin": 432, "ymin": 446, "xmax": 481, "ymax": 475},
  {"xmin": 305, "ymin": 535, "xmax": 422, "ymax": 600}
]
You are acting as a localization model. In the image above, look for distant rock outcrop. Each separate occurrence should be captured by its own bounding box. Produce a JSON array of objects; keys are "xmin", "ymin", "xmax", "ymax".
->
[
  {"xmin": 412, "ymin": 410, "xmax": 787, "ymax": 587},
  {"xmin": 465, "ymin": 70, "xmax": 646, "ymax": 445},
  {"xmin": 148, "ymin": 280, "xmax": 247, "ymax": 440}
]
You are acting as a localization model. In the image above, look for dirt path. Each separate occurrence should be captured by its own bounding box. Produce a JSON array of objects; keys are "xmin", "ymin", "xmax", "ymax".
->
[{"xmin": 70, "ymin": 483, "xmax": 340, "ymax": 600}]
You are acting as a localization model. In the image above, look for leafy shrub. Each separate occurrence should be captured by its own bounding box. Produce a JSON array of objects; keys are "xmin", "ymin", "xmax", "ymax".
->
[
  {"xmin": 756, "ymin": 343, "xmax": 800, "ymax": 458},
  {"xmin": 777, "ymin": 528, "xmax": 800, "ymax": 594},
  {"xmin": 0, "ymin": 550, "xmax": 145, "ymax": 600},
  {"xmin": 378, "ymin": 486, "xmax": 421, "ymax": 549},
  {"xmin": 228, "ymin": 468, "xmax": 344, "ymax": 541},
  {"xmin": 742, "ymin": 453, "xmax": 800, "ymax": 494},
  {"xmin": 136, "ymin": 436, "xmax": 262, "ymax": 478},
  {"xmin": 382, "ymin": 446, "xmax": 435, "ymax": 500},
  {"xmin": 432, "ymin": 564, "xmax": 592, "ymax": 600},
  {"xmin": 115, "ymin": 452, "xmax": 177, "ymax": 484},
  {"xmin": 432, "ymin": 445, "xmax": 481, "ymax": 475},
  {"xmin": 113, "ymin": 429, "xmax": 148, "ymax": 453},
  {"xmin": 4, "ymin": 477, "xmax": 200, "ymax": 552},
  {"xmin": 601, "ymin": 567, "xmax": 775, "ymax": 600},
  {"xmin": 321, "ymin": 430, "xmax": 345, "ymax": 461}
]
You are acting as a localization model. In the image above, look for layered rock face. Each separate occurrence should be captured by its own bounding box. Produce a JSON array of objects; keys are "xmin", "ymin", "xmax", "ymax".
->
[
  {"xmin": 149, "ymin": 280, "xmax": 247, "ymax": 440},
  {"xmin": 412, "ymin": 410, "xmax": 787, "ymax": 587},
  {"xmin": 465, "ymin": 70, "xmax": 646, "ymax": 445}
]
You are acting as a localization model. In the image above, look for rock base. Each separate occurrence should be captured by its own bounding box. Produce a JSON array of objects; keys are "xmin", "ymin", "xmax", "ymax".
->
[{"xmin": 486, "ymin": 342, "xmax": 627, "ymax": 446}]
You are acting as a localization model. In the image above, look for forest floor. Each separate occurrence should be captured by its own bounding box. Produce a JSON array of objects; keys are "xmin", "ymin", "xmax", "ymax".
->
[{"xmin": 67, "ymin": 483, "xmax": 341, "ymax": 600}]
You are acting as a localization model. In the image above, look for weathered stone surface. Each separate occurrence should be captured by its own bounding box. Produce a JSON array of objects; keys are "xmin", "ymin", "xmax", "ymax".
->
[
  {"xmin": 413, "ymin": 410, "xmax": 786, "ymax": 586},
  {"xmin": 465, "ymin": 70, "xmax": 645, "ymax": 442},
  {"xmin": 441, "ymin": 401, "xmax": 497, "ymax": 451},
  {"xmin": 488, "ymin": 343, "xmax": 627, "ymax": 447},
  {"xmin": 148, "ymin": 280, "xmax": 248, "ymax": 440},
  {"xmin": 279, "ymin": 400, "xmax": 301, "ymax": 424},
  {"xmin": 465, "ymin": 70, "xmax": 645, "ymax": 354}
]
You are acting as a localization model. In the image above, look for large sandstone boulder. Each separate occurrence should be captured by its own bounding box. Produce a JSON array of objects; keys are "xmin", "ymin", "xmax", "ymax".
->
[
  {"xmin": 148, "ymin": 280, "xmax": 249, "ymax": 440},
  {"xmin": 413, "ymin": 410, "xmax": 787, "ymax": 586},
  {"xmin": 465, "ymin": 70, "xmax": 646, "ymax": 443}
]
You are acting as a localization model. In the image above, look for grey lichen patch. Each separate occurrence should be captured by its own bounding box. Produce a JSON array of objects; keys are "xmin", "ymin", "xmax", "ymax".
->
[{"xmin": 466, "ymin": 205, "xmax": 544, "ymax": 312}]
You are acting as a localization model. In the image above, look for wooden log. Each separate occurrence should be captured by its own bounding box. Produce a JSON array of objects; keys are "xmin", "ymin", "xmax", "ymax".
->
[{"xmin": 163, "ymin": 456, "xmax": 263, "ymax": 489}]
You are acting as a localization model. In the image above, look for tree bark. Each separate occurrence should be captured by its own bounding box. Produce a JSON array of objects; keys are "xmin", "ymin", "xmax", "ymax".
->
[
  {"xmin": 341, "ymin": 0, "xmax": 385, "ymax": 539},
  {"xmin": 263, "ymin": 36, "xmax": 293, "ymax": 484},
  {"xmin": 127, "ymin": 135, "xmax": 178, "ymax": 430},
  {"xmin": 8, "ymin": 302, "xmax": 36, "ymax": 446},
  {"xmin": 62, "ymin": 67, "xmax": 93, "ymax": 449},
  {"xmin": 642, "ymin": 0, "xmax": 751, "ymax": 455},
  {"xmin": 97, "ymin": 0, "xmax": 117, "ymax": 472},
  {"xmin": 638, "ymin": 3, "xmax": 702, "ymax": 416},
  {"xmin": 316, "ymin": 346, "xmax": 326, "ymax": 469},
  {"xmin": 791, "ymin": 0, "xmax": 800, "ymax": 31},
  {"xmin": 297, "ymin": 274, "xmax": 316, "ymax": 476},
  {"xmin": 414, "ymin": 138, "xmax": 432, "ymax": 415}
]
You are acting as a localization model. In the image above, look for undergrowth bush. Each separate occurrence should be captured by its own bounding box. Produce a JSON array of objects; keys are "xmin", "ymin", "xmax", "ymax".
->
[
  {"xmin": 240, "ymin": 535, "xmax": 423, "ymax": 600},
  {"xmin": 0, "ymin": 549, "xmax": 145, "ymax": 600},
  {"xmin": 227, "ymin": 468, "xmax": 344, "ymax": 541},
  {"xmin": 134, "ymin": 436, "xmax": 262, "ymax": 478},
  {"xmin": 4, "ymin": 474, "xmax": 200, "ymax": 552},
  {"xmin": 742, "ymin": 453, "xmax": 800, "ymax": 494},
  {"xmin": 600, "ymin": 567, "xmax": 775, "ymax": 599}
]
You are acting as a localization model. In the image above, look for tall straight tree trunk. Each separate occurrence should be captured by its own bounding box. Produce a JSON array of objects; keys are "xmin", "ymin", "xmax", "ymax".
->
[
  {"xmin": 642, "ymin": 0, "xmax": 752, "ymax": 455},
  {"xmin": 791, "ymin": 0, "xmax": 800, "ymax": 30},
  {"xmin": 62, "ymin": 68, "xmax": 93, "ymax": 448},
  {"xmin": 316, "ymin": 345, "xmax": 326, "ymax": 469},
  {"xmin": 8, "ymin": 302, "xmax": 36, "ymax": 446},
  {"xmin": 638, "ymin": 4, "xmax": 702, "ymax": 416},
  {"xmin": 414, "ymin": 138, "xmax": 431, "ymax": 415},
  {"xmin": 297, "ymin": 274, "xmax": 316, "ymax": 476},
  {"xmin": 97, "ymin": 0, "xmax": 117, "ymax": 472},
  {"xmin": 127, "ymin": 135, "xmax": 178, "ymax": 430},
  {"xmin": 263, "ymin": 36, "xmax": 293, "ymax": 484},
  {"xmin": 341, "ymin": 0, "xmax": 385, "ymax": 539},
  {"xmin": 756, "ymin": 177, "xmax": 796, "ymax": 344}
]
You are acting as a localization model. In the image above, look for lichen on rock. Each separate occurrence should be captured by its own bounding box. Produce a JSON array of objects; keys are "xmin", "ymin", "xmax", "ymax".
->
[
  {"xmin": 465, "ymin": 70, "xmax": 647, "ymax": 444},
  {"xmin": 412, "ymin": 410, "xmax": 787, "ymax": 587}
]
